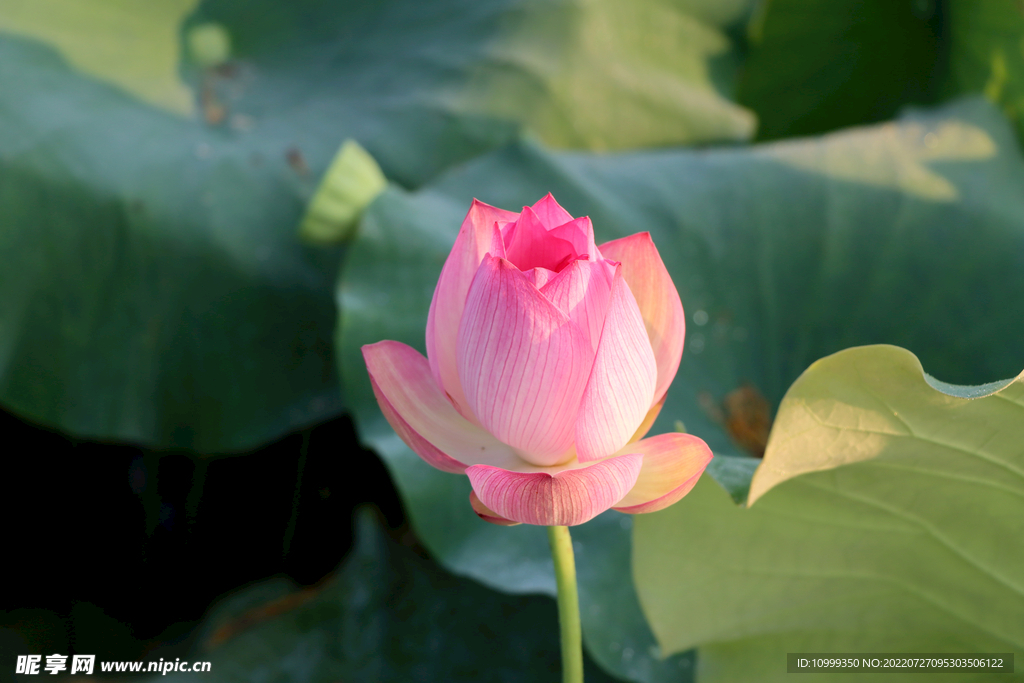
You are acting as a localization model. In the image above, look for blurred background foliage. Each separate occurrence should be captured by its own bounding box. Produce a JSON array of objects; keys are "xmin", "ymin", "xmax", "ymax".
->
[{"xmin": 2, "ymin": 0, "xmax": 1022, "ymax": 681}]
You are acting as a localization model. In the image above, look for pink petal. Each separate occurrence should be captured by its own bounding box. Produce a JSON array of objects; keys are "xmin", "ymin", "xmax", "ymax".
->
[
  {"xmin": 469, "ymin": 491, "xmax": 521, "ymax": 526},
  {"xmin": 504, "ymin": 206, "xmax": 581, "ymax": 272},
  {"xmin": 524, "ymin": 267, "xmax": 557, "ymax": 288},
  {"xmin": 369, "ymin": 373, "xmax": 466, "ymax": 474},
  {"xmin": 426, "ymin": 199, "xmax": 516, "ymax": 421},
  {"xmin": 363, "ymin": 340, "xmax": 519, "ymax": 472},
  {"xmin": 548, "ymin": 217, "xmax": 598, "ymax": 261},
  {"xmin": 612, "ymin": 433, "xmax": 712, "ymax": 514},
  {"xmin": 598, "ymin": 232, "xmax": 685, "ymax": 405},
  {"xmin": 466, "ymin": 453, "xmax": 643, "ymax": 526},
  {"xmin": 499, "ymin": 219, "xmax": 517, "ymax": 245},
  {"xmin": 530, "ymin": 193, "xmax": 575, "ymax": 229},
  {"xmin": 539, "ymin": 257, "xmax": 616, "ymax": 352},
  {"xmin": 628, "ymin": 398, "xmax": 664, "ymax": 445},
  {"xmin": 457, "ymin": 256, "xmax": 593, "ymax": 466},
  {"xmin": 574, "ymin": 268, "xmax": 657, "ymax": 462}
]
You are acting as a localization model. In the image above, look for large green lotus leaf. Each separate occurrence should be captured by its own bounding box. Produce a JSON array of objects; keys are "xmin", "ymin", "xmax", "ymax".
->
[
  {"xmin": 0, "ymin": 0, "xmax": 198, "ymax": 114},
  {"xmin": 749, "ymin": 344, "xmax": 1024, "ymax": 503},
  {"xmin": 634, "ymin": 345, "xmax": 1024, "ymax": 682},
  {"xmin": 0, "ymin": 36, "xmax": 345, "ymax": 452},
  {"xmin": 737, "ymin": 0, "xmax": 943, "ymax": 140},
  {"xmin": 738, "ymin": 0, "xmax": 1024, "ymax": 146},
  {"xmin": 186, "ymin": 0, "xmax": 757, "ymax": 173},
  {"xmin": 0, "ymin": 0, "xmax": 758, "ymax": 451},
  {"xmin": 338, "ymin": 97, "xmax": 1024, "ymax": 682},
  {"xmin": 945, "ymin": 0, "xmax": 1024, "ymax": 142},
  {"xmin": 148, "ymin": 510, "xmax": 621, "ymax": 683}
]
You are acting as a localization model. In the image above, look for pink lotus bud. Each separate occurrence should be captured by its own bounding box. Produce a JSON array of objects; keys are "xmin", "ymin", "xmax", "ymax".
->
[{"xmin": 363, "ymin": 195, "xmax": 712, "ymax": 526}]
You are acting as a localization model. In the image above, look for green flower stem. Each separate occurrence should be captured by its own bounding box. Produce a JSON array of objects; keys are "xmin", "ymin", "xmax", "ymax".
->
[{"xmin": 548, "ymin": 525, "xmax": 583, "ymax": 683}]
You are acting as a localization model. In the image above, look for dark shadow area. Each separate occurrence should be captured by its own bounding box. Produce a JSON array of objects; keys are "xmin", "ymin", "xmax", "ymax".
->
[
  {"xmin": 739, "ymin": 0, "xmax": 948, "ymax": 141},
  {"xmin": 1, "ymin": 407, "xmax": 406, "ymax": 662}
]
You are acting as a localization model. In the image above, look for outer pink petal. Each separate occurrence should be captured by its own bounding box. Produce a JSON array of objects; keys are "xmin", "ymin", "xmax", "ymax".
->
[
  {"xmin": 612, "ymin": 433, "xmax": 712, "ymax": 514},
  {"xmin": 530, "ymin": 193, "xmax": 575, "ymax": 229},
  {"xmin": 598, "ymin": 232, "xmax": 685, "ymax": 405},
  {"xmin": 574, "ymin": 268, "xmax": 657, "ymax": 462},
  {"xmin": 469, "ymin": 491, "xmax": 521, "ymax": 526},
  {"xmin": 369, "ymin": 373, "xmax": 466, "ymax": 474},
  {"xmin": 426, "ymin": 199, "xmax": 515, "ymax": 420},
  {"xmin": 466, "ymin": 453, "xmax": 643, "ymax": 526},
  {"xmin": 363, "ymin": 340, "xmax": 519, "ymax": 471},
  {"xmin": 504, "ymin": 206, "xmax": 581, "ymax": 272},
  {"xmin": 539, "ymin": 258, "xmax": 615, "ymax": 352},
  {"xmin": 457, "ymin": 256, "xmax": 593, "ymax": 466}
]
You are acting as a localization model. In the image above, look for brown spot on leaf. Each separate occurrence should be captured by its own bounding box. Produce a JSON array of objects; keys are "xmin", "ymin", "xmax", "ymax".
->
[
  {"xmin": 699, "ymin": 384, "xmax": 773, "ymax": 458},
  {"xmin": 286, "ymin": 147, "xmax": 310, "ymax": 176},
  {"xmin": 214, "ymin": 61, "xmax": 240, "ymax": 79},
  {"xmin": 201, "ymin": 78, "xmax": 226, "ymax": 125},
  {"xmin": 205, "ymin": 587, "xmax": 321, "ymax": 648},
  {"xmin": 722, "ymin": 384, "xmax": 771, "ymax": 458}
]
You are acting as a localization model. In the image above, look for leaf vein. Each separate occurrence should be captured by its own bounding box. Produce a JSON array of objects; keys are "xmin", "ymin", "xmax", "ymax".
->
[
  {"xmin": 800, "ymin": 408, "xmax": 1024, "ymax": 481},
  {"xmin": 802, "ymin": 479, "xmax": 1024, "ymax": 601}
]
